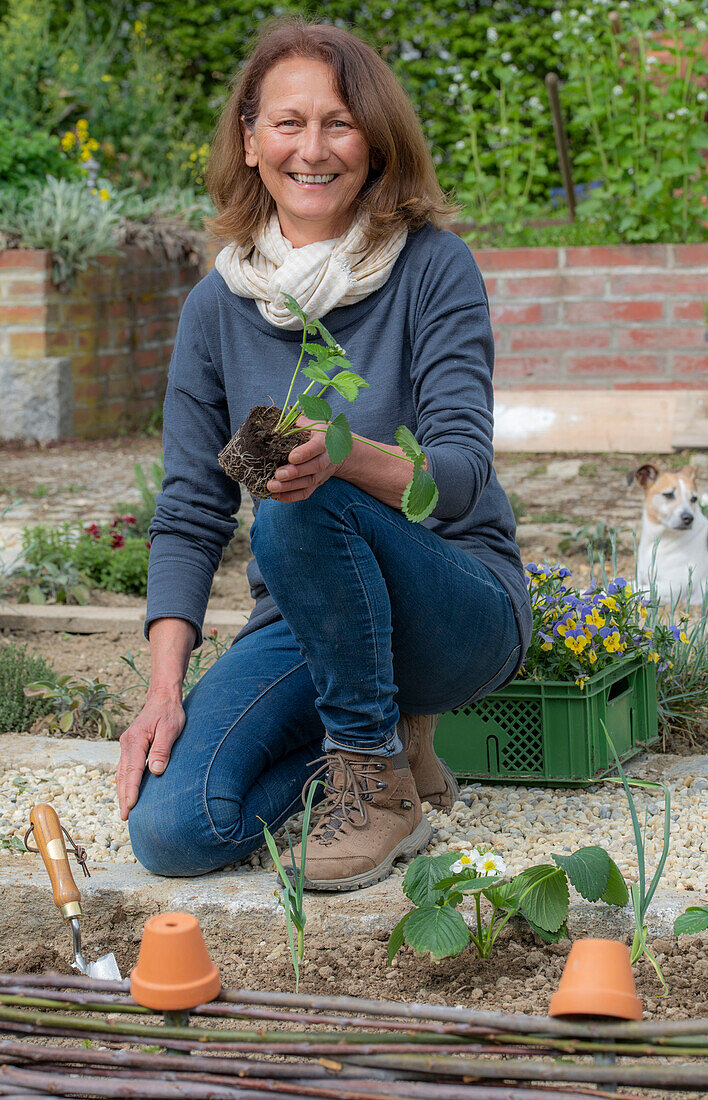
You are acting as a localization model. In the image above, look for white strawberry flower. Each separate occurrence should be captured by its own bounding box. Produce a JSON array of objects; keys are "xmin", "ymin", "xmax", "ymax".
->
[
  {"xmin": 450, "ymin": 849, "xmax": 479, "ymax": 875},
  {"xmin": 474, "ymin": 851, "xmax": 507, "ymax": 876}
]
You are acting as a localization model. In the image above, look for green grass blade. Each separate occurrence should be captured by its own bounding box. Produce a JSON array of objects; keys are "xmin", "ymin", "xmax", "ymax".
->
[
  {"xmin": 602, "ymin": 722, "xmax": 646, "ymax": 913},
  {"xmin": 644, "ymin": 782, "xmax": 671, "ymax": 914},
  {"xmin": 298, "ymin": 780, "xmax": 321, "ymax": 900}
]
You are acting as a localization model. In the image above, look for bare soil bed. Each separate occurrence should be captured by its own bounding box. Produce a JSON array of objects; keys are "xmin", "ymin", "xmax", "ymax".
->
[{"xmin": 3, "ymin": 904, "xmax": 705, "ymax": 1022}]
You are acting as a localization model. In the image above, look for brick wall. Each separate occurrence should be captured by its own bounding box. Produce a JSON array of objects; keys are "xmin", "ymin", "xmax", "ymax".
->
[
  {"xmin": 2, "ymin": 238, "xmax": 706, "ymax": 449},
  {"xmin": 0, "ymin": 247, "xmax": 200, "ymax": 441},
  {"xmin": 470, "ymin": 242, "xmax": 708, "ymax": 450}
]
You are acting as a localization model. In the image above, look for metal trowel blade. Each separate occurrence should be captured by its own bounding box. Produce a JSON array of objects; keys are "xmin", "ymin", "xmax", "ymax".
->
[{"xmin": 85, "ymin": 953, "xmax": 122, "ymax": 981}]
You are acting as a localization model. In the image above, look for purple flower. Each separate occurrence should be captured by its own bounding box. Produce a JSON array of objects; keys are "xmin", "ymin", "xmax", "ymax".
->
[{"xmin": 608, "ymin": 576, "xmax": 628, "ymax": 595}]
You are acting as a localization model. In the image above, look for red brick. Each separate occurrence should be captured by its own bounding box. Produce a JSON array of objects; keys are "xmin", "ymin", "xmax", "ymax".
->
[
  {"xmin": 7, "ymin": 279, "xmax": 49, "ymax": 297},
  {"xmin": 138, "ymin": 368, "xmax": 168, "ymax": 391},
  {"xmin": 563, "ymin": 300, "xmax": 664, "ymax": 323},
  {"xmin": 135, "ymin": 347, "xmax": 168, "ymax": 369},
  {"xmin": 74, "ymin": 380, "xmax": 107, "ymax": 403},
  {"xmin": 97, "ymin": 352, "xmax": 131, "ymax": 373},
  {"xmin": 612, "ymin": 274, "xmax": 707, "ymax": 295},
  {"xmin": 672, "ymin": 243, "xmax": 708, "ymax": 266},
  {"xmin": 46, "ymin": 330, "xmax": 77, "ymax": 353},
  {"xmin": 503, "ymin": 274, "xmax": 606, "ymax": 298},
  {"xmin": 614, "ymin": 381, "xmax": 697, "ymax": 390},
  {"xmin": 509, "ymin": 329, "xmax": 610, "ymax": 352},
  {"xmin": 178, "ymin": 266, "xmax": 199, "ymax": 285},
  {"xmin": 671, "ymin": 300, "xmax": 707, "ymax": 321},
  {"xmin": 107, "ymin": 375, "xmax": 136, "ymax": 399},
  {"xmin": 566, "ymin": 245, "xmax": 668, "ymax": 267},
  {"xmin": 490, "ymin": 303, "xmax": 545, "ymax": 325},
  {"xmin": 0, "ymin": 250, "xmax": 51, "ymax": 270},
  {"xmin": 474, "ymin": 248, "xmax": 559, "ymax": 272},
  {"xmin": 493, "ymin": 356, "xmax": 563, "ymax": 382},
  {"xmin": 77, "ymin": 330, "xmax": 99, "ymax": 350},
  {"xmin": 61, "ymin": 301, "xmax": 96, "ymax": 325},
  {"xmin": 145, "ymin": 319, "xmax": 177, "ymax": 342},
  {"xmin": 107, "ymin": 301, "xmax": 131, "ymax": 319},
  {"xmin": 482, "ymin": 277, "xmax": 497, "ymax": 296},
  {"xmin": 9, "ymin": 332, "xmax": 46, "ymax": 356},
  {"xmin": 673, "ymin": 354, "xmax": 708, "ymax": 375},
  {"xmin": 617, "ymin": 327, "xmax": 706, "ymax": 349},
  {"xmin": 567, "ymin": 354, "xmax": 663, "ymax": 376},
  {"xmin": 0, "ymin": 304, "xmax": 47, "ymax": 324}
]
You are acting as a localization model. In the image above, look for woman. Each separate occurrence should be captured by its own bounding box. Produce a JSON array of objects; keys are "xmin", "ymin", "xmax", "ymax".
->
[{"xmin": 118, "ymin": 17, "xmax": 532, "ymax": 891}]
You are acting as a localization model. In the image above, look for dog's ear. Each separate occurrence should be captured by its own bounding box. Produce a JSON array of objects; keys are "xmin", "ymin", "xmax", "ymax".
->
[
  {"xmin": 628, "ymin": 463, "xmax": 659, "ymax": 488},
  {"xmin": 680, "ymin": 464, "xmax": 698, "ymax": 482}
]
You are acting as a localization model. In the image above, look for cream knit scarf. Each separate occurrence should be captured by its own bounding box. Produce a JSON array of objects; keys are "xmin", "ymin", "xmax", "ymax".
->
[{"xmin": 214, "ymin": 210, "xmax": 408, "ymax": 330}]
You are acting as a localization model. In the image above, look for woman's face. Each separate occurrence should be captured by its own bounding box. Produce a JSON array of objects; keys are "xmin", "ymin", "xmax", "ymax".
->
[{"xmin": 242, "ymin": 57, "xmax": 371, "ymax": 247}]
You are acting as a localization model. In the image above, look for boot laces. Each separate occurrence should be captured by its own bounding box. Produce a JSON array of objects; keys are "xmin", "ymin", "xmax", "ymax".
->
[{"xmin": 301, "ymin": 753, "xmax": 387, "ymax": 844}]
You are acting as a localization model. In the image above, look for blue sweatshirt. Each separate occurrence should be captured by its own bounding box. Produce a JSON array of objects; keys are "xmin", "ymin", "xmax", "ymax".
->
[{"xmin": 146, "ymin": 223, "xmax": 533, "ymax": 680}]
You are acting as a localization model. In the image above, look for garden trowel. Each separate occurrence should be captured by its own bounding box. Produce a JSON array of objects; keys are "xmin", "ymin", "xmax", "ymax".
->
[{"xmin": 27, "ymin": 803, "xmax": 122, "ymax": 981}]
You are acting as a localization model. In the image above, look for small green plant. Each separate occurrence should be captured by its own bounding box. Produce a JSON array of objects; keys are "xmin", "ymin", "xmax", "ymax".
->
[
  {"xmin": 20, "ymin": 517, "xmax": 150, "ymax": 598},
  {"xmin": 603, "ymin": 725, "xmax": 670, "ymax": 993},
  {"xmin": 220, "ymin": 295, "xmax": 438, "ymax": 523},
  {"xmin": 114, "ymin": 457, "xmax": 164, "ymax": 539},
  {"xmin": 558, "ymin": 521, "xmax": 625, "ymax": 559},
  {"xmin": 0, "ymin": 642, "xmax": 56, "ymax": 733},
  {"xmin": 674, "ymin": 906, "xmax": 708, "ymax": 936},
  {"xmin": 0, "ymin": 176, "xmax": 122, "ymax": 286},
  {"xmin": 24, "ymin": 674, "xmax": 131, "ymax": 739},
  {"xmin": 17, "ymin": 559, "xmax": 91, "ymax": 606},
  {"xmin": 0, "ymin": 832, "xmax": 27, "ymax": 852},
  {"xmin": 388, "ymin": 844, "xmax": 627, "ymax": 962},
  {"xmin": 121, "ymin": 628, "xmax": 233, "ymax": 696},
  {"xmin": 259, "ymin": 781, "xmax": 320, "ymax": 992},
  {"xmin": 507, "ymin": 491, "xmax": 526, "ymax": 523}
]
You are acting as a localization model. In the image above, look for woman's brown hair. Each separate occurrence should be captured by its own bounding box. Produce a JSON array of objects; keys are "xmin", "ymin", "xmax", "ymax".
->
[{"xmin": 205, "ymin": 15, "xmax": 461, "ymax": 249}]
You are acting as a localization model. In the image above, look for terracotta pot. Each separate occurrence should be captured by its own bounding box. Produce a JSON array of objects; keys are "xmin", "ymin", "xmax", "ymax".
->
[
  {"xmin": 130, "ymin": 912, "xmax": 221, "ymax": 1011},
  {"xmin": 549, "ymin": 939, "xmax": 642, "ymax": 1020}
]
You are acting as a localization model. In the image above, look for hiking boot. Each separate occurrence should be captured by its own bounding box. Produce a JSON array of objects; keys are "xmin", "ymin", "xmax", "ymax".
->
[
  {"xmin": 282, "ymin": 749, "xmax": 433, "ymax": 892},
  {"xmin": 398, "ymin": 712, "xmax": 460, "ymax": 810}
]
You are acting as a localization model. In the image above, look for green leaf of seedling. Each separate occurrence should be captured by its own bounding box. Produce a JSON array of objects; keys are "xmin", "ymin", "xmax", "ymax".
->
[
  {"xmin": 434, "ymin": 874, "xmax": 503, "ymax": 895},
  {"xmin": 513, "ymin": 865, "xmax": 569, "ymax": 933},
  {"xmin": 484, "ymin": 881, "xmax": 520, "ymax": 911},
  {"xmin": 388, "ymin": 912, "xmax": 411, "ymax": 964},
  {"xmin": 328, "ymin": 370, "xmax": 368, "ymax": 402},
  {"xmin": 27, "ymin": 586, "xmax": 45, "ymax": 604},
  {"xmin": 674, "ymin": 907, "xmax": 708, "ymax": 936},
  {"xmin": 303, "ymin": 342, "xmax": 333, "ymax": 361},
  {"xmin": 404, "ymin": 905, "xmax": 470, "ymax": 959},
  {"xmin": 601, "ymin": 858, "xmax": 629, "ymax": 907},
  {"xmin": 395, "ymin": 425, "xmax": 423, "ymax": 462},
  {"xmin": 403, "ymin": 852, "xmax": 459, "ymax": 907},
  {"xmin": 281, "ymin": 293, "xmax": 307, "ymax": 324},
  {"xmin": 325, "ymin": 414, "xmax": 353, "ymax": 464},
  {"xmin": 23, "ymin": 681, "xmax": 55, "ymax": 697},
  {"xmin": 297, "ymin": 394, "xmax": 332, "ymax": 422},
  {"xmin": 523, "ymin": 917, "xmax": 569, "ymax": 944},
  {"xmin": 302, "ymin": 364, "xmax": 335, "ymax": 387},
  {"xmin": 310, "ymin": 317, "xmax": 338, "ymax": 348},
  {"xmin": 402, "ymin": 466, "xmax": 439, "ymax": 523},
  {"xmin": 552, "ymin": 846, "xmax": 610, "ymax": 902}
]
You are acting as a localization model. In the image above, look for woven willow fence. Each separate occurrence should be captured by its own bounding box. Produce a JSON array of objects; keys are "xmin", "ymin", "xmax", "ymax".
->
[{"xmin": 0, "ymin": 972, "xmax": 706, "ymax": 1098}]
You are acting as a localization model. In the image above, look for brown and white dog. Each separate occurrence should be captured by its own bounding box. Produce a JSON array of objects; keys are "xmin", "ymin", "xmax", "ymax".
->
[{"xmin": 628, "ymin": 463, "xmax": 708, "ymax": 605}]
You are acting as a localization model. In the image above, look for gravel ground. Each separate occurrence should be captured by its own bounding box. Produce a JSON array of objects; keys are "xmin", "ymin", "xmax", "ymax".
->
[{"xmin": 1, "ymin": 753, "xmax": 705, "ymax": 900}]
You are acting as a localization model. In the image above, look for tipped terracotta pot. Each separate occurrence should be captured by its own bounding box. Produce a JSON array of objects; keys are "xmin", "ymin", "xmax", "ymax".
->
[
  {"xmin": 130, "ymin": 912, "xmax": 221, "ymax": 1011},
  {"xmin": 549, "ymin": 938, "xmax": 642, "ymax": 1020}
]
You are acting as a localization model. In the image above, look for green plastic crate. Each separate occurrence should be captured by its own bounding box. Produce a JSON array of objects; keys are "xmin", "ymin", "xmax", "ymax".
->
[{"xmin": 434, "ymin": 656, "xmax": 659, "ymax": 786}]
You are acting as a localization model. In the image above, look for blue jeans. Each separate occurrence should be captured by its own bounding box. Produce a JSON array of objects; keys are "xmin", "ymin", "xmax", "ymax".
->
[{"xmin": 129, "ymin": 478, "xmax": 521, "ymax": 876}]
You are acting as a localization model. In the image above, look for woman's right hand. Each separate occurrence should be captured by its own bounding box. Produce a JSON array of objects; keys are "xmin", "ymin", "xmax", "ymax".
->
[{"xmin": 117, "ymin": 692, "xmax": 186, "ymax": 821}]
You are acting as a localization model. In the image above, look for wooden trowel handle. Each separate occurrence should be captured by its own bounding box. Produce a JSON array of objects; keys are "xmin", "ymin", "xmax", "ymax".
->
[{"xmin": 29, "ymin": 804, "xmax": 82, "ymax": 921}]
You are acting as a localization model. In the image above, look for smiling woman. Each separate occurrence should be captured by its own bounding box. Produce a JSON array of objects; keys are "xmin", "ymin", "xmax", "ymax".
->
[{"xmin": 120, "ymin": 15, "xmax": 533, "ymax": 894}]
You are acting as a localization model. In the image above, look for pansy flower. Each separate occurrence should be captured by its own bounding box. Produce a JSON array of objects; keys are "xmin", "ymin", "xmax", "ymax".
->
[
  {"xmin": 671, "ymin": 625, "xmax": 689, "ymax": 644},
  {"xmin": 539, "ymin": 631, "xmax": 554, "ymax": 651}
]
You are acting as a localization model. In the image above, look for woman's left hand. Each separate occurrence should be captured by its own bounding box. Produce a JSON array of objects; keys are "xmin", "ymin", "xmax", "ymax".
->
[{"xmin": 266, "ymin": 414, "xmax": 344, "ymax": 503}]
